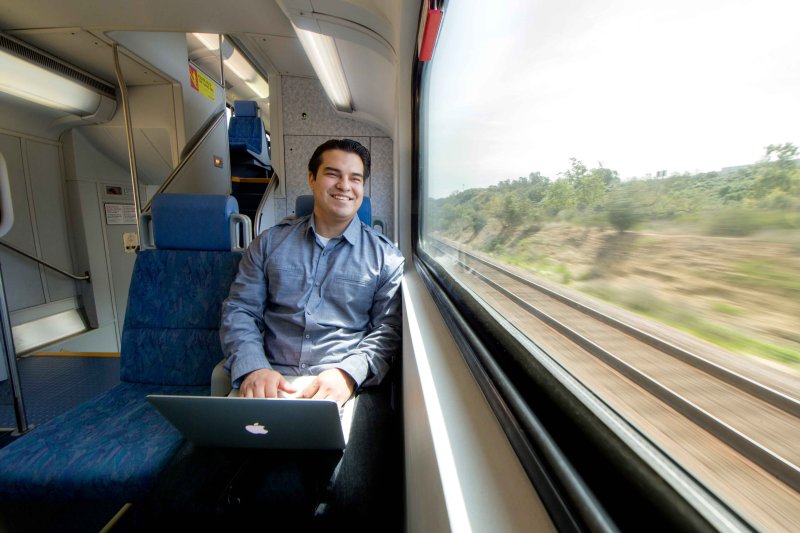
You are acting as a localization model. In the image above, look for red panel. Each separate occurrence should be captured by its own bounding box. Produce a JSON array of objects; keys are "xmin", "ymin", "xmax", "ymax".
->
[{"xmin": 419, "ymin": 9, "xmax": 443, "ymax": 62}]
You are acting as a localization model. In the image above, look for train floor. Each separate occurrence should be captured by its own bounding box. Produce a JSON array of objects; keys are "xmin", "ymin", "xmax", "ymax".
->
[{"xmin": 0, "ymin": 354, "xmax": 120, "ymax": 434}]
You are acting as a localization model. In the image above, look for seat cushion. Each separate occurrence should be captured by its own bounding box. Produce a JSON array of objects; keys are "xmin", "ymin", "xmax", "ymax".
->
[
  {"xmin": 0, "ymin": 382, "xmax": 207, "ymax": 502},
  {"xmin": 229, "ymin": 116, "xmax": 268, "ymax": 161}
]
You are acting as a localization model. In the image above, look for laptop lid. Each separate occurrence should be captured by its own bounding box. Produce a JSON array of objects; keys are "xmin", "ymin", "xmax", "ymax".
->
[{"xmin": 147, "ymin": 395, "xmax": 346, "ymax": 450}]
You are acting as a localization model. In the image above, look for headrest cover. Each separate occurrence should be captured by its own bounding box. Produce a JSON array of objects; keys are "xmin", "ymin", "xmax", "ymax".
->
[
  {"xmin": 294, "ymin": 195, "xmax": 372, "ymax": 226},
  {"xmin": 233, "ymin": 101, "xmax": 258, "ymax": 117},
  {"xmin": 151, "ymin": 194, "xmax": 239, "ymax": 251}
]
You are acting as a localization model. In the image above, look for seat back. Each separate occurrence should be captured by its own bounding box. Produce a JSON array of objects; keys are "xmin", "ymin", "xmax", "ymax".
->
[
  {"xmin": 120, "ymin": 194, "xmax": 246, "ymax": 386},
  {"xmin": 229, "ymin": 100, "xmax": 270, "ymax": 172},
  {"xmin": 295, "ymin": 194, "xmax": 372, "ymax": 226}
]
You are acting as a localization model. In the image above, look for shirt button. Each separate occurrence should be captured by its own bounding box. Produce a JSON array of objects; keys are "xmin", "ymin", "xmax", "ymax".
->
[
  {"xmin": 300, "ymin": 363, "xmax": 308, "ymax": 369},
  {"xmin": 322, "ymin": 252, "xmax": 327, "ymax": 256},
  {"xmin": 305, "ymin": 334, "xmax": 310, "ymax": 339}
]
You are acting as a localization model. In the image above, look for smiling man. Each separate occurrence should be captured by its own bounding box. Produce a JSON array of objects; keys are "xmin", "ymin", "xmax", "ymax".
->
[
  {"xmin": 221, "ymin": 138, "xmax": 403, "ymax": 404},
  {"xmin": 214, "ymin": 139, "xmax": 404, "ymax": 524}
]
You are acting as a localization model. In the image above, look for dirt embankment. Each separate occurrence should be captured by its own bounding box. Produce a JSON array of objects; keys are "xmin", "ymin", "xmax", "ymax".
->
[{"xmin": 451, "ymin": 223, "xmax": 800, "ymax": 363}]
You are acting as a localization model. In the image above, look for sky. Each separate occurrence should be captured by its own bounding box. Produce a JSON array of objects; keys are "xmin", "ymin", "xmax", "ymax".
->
[{"xmin": 425, "ymin": 0, "xmax": 800, "ymax": 198}]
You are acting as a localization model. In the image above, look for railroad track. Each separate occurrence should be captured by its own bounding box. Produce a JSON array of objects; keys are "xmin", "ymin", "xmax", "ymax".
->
[{"xmin": 429, "ymin": 237, "xmax": 800, "ymax": 498}]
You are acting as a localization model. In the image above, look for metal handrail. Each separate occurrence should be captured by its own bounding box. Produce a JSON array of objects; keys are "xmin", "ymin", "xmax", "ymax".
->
[
  {"xmin": 253, "ymin": 173, "xmax": 280, "ymax": 235},
  {"xmin": 112, "ymin": 43, "xmax": 142, "ymax": 233},
  {"xmin": 141, "ymin": 109, "xmax": 227, "ymax": 213},
  {"xmin": 0, "ymin": 241, "xmax": 90, "ymax": 282}
]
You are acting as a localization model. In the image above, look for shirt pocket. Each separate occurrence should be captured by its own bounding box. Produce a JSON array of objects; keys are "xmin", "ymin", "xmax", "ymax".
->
[
  {"xmin": 328, "ymin": 275, "xmax": 376, "ymax": 320},
  {"xmin": 267, "ymin": 265, "xmax": 308, "ymax": 309}
]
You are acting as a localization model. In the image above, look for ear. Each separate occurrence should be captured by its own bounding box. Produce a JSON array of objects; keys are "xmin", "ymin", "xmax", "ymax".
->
[{"xmin": 307, "ymin": 170, "xmax": 315, "ymax": 190}]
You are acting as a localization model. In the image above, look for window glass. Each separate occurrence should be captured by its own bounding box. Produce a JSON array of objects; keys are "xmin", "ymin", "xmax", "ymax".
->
[{"xmin": 420, "ymin": 1, "xmax": 800, "ymax": 529}]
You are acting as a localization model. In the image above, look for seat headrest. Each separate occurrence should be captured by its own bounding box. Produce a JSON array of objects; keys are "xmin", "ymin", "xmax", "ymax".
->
[
  {"xmin": 151, "ymin": 194, "xmax": 239, "ymax": 251},
  {"xmin": 294, "ymin": 195, "xmax": 372, "ymax": 226},
  {"xmin": 233, "ymin": 101, "xmax": 258, "ymax": 117}
]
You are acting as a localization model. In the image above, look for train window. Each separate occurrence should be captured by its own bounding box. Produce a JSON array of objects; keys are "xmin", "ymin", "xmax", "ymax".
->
[{"xmin": 417, "ymin": 0, "xmax": 800, "ymax": 529}]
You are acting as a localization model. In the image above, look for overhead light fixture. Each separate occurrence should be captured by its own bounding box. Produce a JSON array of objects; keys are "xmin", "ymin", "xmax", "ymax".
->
[
  {"xmin": 225, "ymin": 48, "xmax": 269, "ymax": 99},
  {"xmin": 192, "ymin": 32, "xmax": 221, "ymax": 51},
  {"xmin": 191, "ymin": 33, "xmax": 269, "ymax": 99},
  {"xmin": 292, "ymin": 24, "xmax": 353, "ymax": 113},
  {"xmin": 0, "ymin": 47, "xmax": 103, "ymax": 115}
]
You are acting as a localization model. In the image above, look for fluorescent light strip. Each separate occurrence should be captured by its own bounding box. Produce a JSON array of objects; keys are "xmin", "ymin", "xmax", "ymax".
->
[
  {"xmin": 0, "ymin": 48, "xmax": 101, "ymax": 115},
  {"xmin": 192, "ymin": 32, "xmax": 220, "ymax": 51},
  {"xmin": 292, "ymin": 24, "xmax": 353, "ymax": 112},
  {"xmin": 192, "ymin": 33, "xmax": 269, "ymax": 99}
]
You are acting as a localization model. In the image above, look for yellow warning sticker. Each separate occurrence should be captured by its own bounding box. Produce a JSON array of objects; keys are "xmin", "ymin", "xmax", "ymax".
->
[{"xmin": 189, "ymin": 64, "xmax": 216, "ymax": 101}]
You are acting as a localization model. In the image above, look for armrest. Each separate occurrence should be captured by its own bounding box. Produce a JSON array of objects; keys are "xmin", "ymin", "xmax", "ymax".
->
[{"xmin": 210, "ymin": 360, "xmax": 232, "ymax": 396}]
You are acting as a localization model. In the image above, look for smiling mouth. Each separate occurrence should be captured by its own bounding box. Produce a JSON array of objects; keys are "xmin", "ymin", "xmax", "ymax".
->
[{"xmin": 331, "ymin": 194, "xmax": 352, "ymax": 201}]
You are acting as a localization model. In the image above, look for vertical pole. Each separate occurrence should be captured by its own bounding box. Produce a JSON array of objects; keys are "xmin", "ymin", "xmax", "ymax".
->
[
  {"xmin": 112, "ymin": 44, "xmax": 142, "ymax": 236},
  {"xmin": 0, "ymin": 267, "xmax": 28, "ymax": 434},
  {"xmin": 0, "ymin": 153, "xmax": 28, "ymax": 434},
  {"xmin": 218, "ymin": 34, "xmax": 226, "ymax": 89}
]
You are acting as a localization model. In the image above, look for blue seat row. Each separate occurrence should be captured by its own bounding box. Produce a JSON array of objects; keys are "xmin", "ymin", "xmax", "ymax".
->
[
  {"xmin": 229, "ymin": 100, "xmax": 271, "ymax": 178},
  {"xmin": 0, "ymin": 194, "xmax": 246, "ymax": 503}
]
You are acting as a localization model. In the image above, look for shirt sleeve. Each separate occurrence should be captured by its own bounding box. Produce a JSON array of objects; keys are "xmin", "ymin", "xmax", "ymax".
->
[
  {"xmin": 336, "ymin": 253, "xmax": 405, "ymax": 388},
  {"xmin": 220, "ymin": 232, "xmax": 273, "ymax": 388}
]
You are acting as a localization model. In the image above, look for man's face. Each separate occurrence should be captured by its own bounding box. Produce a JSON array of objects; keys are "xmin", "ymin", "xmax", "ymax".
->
[{"xmin": 308, "ymin": 149, "xmax": 365, "ymax": 227}]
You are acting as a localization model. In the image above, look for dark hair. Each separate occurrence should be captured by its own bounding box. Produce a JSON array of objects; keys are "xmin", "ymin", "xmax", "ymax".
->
[{"xmin": 308, "ymin": 139, "xmax": 371, "ymax": 180}]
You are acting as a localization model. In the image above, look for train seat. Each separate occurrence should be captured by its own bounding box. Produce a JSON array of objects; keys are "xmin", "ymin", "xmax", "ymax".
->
[
  {"xmin": 229, "ymin": 100, "xmax": 270, "ymax": 177},
  {"xmin": 0, "ymin": 194, "xmax": 248, "ymax": 503}
]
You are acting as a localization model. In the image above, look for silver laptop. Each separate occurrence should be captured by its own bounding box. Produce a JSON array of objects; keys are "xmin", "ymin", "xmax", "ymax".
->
[{"xmin": 147, "ymin": 394, "xmax": 346, "ymax": 450}]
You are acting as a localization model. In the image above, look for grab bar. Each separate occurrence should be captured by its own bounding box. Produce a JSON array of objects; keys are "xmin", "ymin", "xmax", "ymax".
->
[{"xmin": 0, "ymin": 241, "xmax": 90, "ymax": 282}]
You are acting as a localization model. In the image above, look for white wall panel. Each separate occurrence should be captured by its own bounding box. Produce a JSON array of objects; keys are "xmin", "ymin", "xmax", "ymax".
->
[
  {"xmin": 282, "ymin": 76, "xmax": 385, "ymax": 137},
  {"xmin": 0, "ymin": 133, "xmax": 46, "ymax": 311},
  {"xmin": 279, "ymin": 76, "xmax": 394, "ymax": 236},
  {"xmin": 26, "ymin": 141, "xmax": 77, "ymax": 302}
]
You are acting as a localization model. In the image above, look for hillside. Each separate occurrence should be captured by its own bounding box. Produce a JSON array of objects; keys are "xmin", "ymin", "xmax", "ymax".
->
[{"xmin": 439, "ymin": 222, "xmax": 800, "ymax": 370}]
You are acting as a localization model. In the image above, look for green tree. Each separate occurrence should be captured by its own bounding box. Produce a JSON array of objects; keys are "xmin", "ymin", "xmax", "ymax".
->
[
  {"xmin": 468, "ymin": 208, "xmax": 487, "ymax": 237},
  {"xmin": 526, "ymin": 172, "xmax": 551, "ymax": 203},
  {"xmin": 490, "ymin": 192, "xmax": 531, "ymax": 228},
  {"xmin": 754, "ymin": 143, "xmax": 799, "ymax": 197},
  {"xmin": 542, "ymin": 179, "xmax": 576, "ymax": 215},
  {"xmin": 607, "ymin": 197, "xmax": 642, "ymax": 233},
  {"xmin": 574, "ymin": 172, "xmax": 607, "ymax": 210}
]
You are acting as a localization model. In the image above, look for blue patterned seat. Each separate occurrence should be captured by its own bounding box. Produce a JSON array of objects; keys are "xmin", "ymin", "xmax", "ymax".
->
[
  {"xmin": 229, "ymin": 100, "xmax": 271, "ymax": 178},
  {"xmin": 0, "ymin": 194, "xmax": 246, "ymax": 502}
]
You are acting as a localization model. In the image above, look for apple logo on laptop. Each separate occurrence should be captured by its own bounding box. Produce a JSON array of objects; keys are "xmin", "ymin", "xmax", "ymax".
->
[{"xmin": 245, "ymin": 422, "xmax": 269, "ymax": 435}]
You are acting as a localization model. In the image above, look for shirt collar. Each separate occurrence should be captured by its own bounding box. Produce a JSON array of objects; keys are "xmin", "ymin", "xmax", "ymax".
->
[{"xmin": 306, "ymin": 214, "xmax": 361, "ymax": 246}]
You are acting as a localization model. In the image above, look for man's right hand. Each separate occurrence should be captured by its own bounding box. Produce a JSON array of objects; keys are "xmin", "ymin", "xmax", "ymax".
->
[{"xmin": 240, "ymin": 369, "xmax": 296, "ymax": 398}]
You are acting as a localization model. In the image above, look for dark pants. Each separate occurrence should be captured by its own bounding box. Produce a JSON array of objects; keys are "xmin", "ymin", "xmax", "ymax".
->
[{"xmin": 137, "ymin": 379, "xmax": 402, "ymax": 530}]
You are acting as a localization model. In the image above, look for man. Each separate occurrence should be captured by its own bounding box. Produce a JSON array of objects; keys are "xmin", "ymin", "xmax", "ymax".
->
[
  {"xmin": 220, "ymin": 138, "xmax": 403, "ymax": 401},
  {"xmin": 217, "ymin": 138, "xmax": 404, "ymax": 523}
]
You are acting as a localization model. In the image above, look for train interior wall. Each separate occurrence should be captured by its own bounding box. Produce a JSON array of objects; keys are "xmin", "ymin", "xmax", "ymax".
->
[{"xmin": 0, "ymin": 31, "xmax": 232, "ymax": 356}]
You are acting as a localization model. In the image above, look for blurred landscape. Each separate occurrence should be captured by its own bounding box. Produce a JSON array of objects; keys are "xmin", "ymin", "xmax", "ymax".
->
[{"xmin": 428, "ymin": 144, "xmax": 800, "ymax": 370}]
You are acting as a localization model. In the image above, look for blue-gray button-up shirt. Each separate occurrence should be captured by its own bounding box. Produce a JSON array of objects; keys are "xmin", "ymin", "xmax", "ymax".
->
[{"xmin": 220, "ymin": 214, "xmax": 404, "ymax": 389}]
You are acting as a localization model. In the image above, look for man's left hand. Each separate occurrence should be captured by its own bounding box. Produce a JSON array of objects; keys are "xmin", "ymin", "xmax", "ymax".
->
[{"xmin": 300, "ymin": 368, "xmax": 355, "ymax": 407}]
